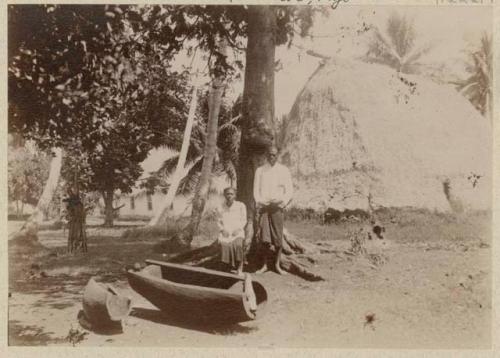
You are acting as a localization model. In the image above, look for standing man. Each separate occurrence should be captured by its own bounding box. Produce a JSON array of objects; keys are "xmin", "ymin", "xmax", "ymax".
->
[{"xmin": 254, "ymin": 146, "xmax": 293, "ymax": 275}]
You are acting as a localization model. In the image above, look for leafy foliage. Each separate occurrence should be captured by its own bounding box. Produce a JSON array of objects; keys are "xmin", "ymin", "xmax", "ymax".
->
[
  {"xmin": 121, "ymin": 5, "xmax": 319, "ymax": 78},
  {"xmin": 146, "ymin": 92, "xmax": 241, "ymax": 196},
  {"xmin": 365, "ymin": 12, "xmax": 431, "ymax": 74},
  {"xmin": 8, "ymin": 144, "xmax": 50, "ymax": 208},
  {"xmin": 9, "ymin": 5, "xmax": 191, "ymax": 206},
  {"xmin": 9, "ymin": 4, "xmax": 319, "ymax": 222},
  {"xmin": 457, "ymin": 33, "xmax": 492, "ymax": 118}
]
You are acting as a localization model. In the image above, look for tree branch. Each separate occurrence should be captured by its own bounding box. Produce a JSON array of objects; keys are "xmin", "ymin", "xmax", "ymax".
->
[
  {"xmin": 113, "ymin": 203, "xmax": 125, "ymax": 211},
  {"xmin": 220, "ymin": 28, "xmax": 246, "ymax": 52},
  {"xmin": 292, "ymin": 43, "xmax": 331, "ymax": 61}
]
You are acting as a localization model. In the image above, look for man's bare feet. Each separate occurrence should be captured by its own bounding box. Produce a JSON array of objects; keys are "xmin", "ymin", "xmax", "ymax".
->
[
  {"xmin": 255, "ymin": 264, "xmax": 269, "ymax": 274},
  {"xmin": 244, "ymin": 274, "xmax": 257, "ymax": 312},
  {"xmin": 274, "ymin": 248, "xmax": 286, "ymax": 275},
  {"xmin": 275, "ymin": 263, "xmax": 287, "ymax": 275},
  {"xmin": 237, "ymin": 261, "xmax": 244, "ymax": 276}
]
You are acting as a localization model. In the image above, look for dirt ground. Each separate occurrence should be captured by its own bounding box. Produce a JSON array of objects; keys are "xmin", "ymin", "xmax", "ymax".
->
[{"xmin": 8, "ymin": 210, "xmax": 492, "ymax": 348}]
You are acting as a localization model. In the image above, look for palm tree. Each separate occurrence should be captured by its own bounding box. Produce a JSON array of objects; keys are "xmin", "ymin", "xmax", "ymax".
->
[
  {"xmin": 365, "ymin": 12, "xmax": 431, "ymax": 74},
  {"xmin": 187, "ymin": 41, "xmax": 229, "ymax": 241},
  {"xmin": 151, "ymin": 94, "xmax": 241, "ymax": 208},
  {"xmin": 147, "ymin": 78, "xmax": 201, "ymax": 227},
  {"xmin": 457, "ymin": 32, "xmax": 492, "ymax": 120}
]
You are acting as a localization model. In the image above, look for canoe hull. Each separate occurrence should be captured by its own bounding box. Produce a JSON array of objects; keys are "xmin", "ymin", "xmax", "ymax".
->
[{"xmin": 127, "ymin": 260, "xmax": 268, "ymax": 324}]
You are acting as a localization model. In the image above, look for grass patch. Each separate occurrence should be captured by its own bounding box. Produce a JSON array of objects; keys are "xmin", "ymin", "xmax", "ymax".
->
[
  {"xmin": 9, "ymin": 207, "xmax": 490, "ymax": 296},
  {"xmin": 9, "ymin": 320, "xmax": 67, "ymax": 346},
  {"xmin": 115, "ymin": 214, "xmax": 152, "ymax": 222},
  {"xmin": 38, "ymin": 221, "xmax": 64, "ymax": 231},
  {"xmin": 8, "ymin": 214, "xmax": 31, "ymax": 221},
  {"xmin": 121, "ymin": 219, "xmax": 187, "ymax": 240},
  {"xmin": 286, "ymin": 207, "xmax": 491, "ymax": 245},
  {"xmin": 121, "ymin": 216, "xmax": 219, "ymax": 241}
]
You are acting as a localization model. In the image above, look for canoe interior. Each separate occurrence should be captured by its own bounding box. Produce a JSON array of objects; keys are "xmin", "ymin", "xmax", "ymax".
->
[
  {"xmin": 82, "ymin": 278, "xmax": 131, "ymax": 326},
  {"xmin": 106, "ymin": 289, "xmax": 132, "ymax": 321},
  {"xmin": 145, "ymin": 263, "xmax": 267, "ymax": 305},
  {"xmin": 147, "ymin": 263, "xmax": 241, "ymax": 289},
  {"xmin": 129, "ymin": 260, "xmax": 268, "ymax": 322}
]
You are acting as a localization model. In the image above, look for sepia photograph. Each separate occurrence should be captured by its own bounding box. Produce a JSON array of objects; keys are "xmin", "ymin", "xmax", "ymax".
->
[{"xmin": 6, "ymin": 1, "xmax": 494, "ymax": 350}]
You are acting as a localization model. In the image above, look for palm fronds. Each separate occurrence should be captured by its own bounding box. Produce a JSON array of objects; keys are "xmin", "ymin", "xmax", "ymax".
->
[
  {"xmin": 213, "ymin": 154, "xmax": 237, "ymax": 186},
  {"xmin": 364, "ymin": 12, "xmax": 432, "ymax": 74},
  {"xmin": 177, "ymin": 156, "xmax": 203, "ymax": 195},
  {"xmin": 366, "ymin": 27, "xmax": 402, "ymax": 69},
  {"xmin": 157, "ymin": 154, "xmax": 180, "ymax": 177},
  {"xmin": 457, "ymin": 32, "xmax": 492, "ymax": 118},
  {"xmin": 151, "ymin": 93, "xmax": 242, "ymax": 197},
  {"xmin": 387, "ymin": 12, "xmax": 415, "ymax": 59}
]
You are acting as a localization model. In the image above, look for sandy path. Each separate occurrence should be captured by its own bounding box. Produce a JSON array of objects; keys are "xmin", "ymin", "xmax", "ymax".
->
[{"xmin": 9, "ymin": 237, "xmax": 491, "ymax": 348}]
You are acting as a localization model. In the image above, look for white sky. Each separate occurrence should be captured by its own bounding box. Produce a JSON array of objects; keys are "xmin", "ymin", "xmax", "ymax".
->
[
  {"xmin": 171, "ymin": 5, "xmax": 492, "ymax": 118},
  {"xmin": 272, "ymin": 4, "xmax": 493, "ymax": 117}
]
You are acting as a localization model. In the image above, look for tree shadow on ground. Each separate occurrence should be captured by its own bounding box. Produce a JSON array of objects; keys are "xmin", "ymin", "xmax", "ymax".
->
[
  {"xmin": 32, "ymin": 298, "xmax": 76, "ymax": 310},
  {"xmin": 11, "ymin": 270, "xmax": 102, "ymax": 295},
  {"xmin": 8, "ymin": 320, "xmax": 67, "ymax": 346},
  {"xmin": 10, "ymin": 232, "xmax": 173, "ymax": 291},
  {"xmin": 130, "ymin": 307, "xmax": 258, "ymax": 335}
]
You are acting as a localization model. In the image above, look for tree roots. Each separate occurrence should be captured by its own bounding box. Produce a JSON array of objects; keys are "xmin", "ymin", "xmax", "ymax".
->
[{"xmin": 167, "ymin": 226, "xmax": 325, "ymax": 282}]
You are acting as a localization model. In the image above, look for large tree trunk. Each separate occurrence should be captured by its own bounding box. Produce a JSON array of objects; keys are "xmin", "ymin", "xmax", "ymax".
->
[
  {"xmin": 158, "ymin": 7, "xmax": 325, "ymax": 281},
  {"xmin": 103, "ymin": 189, "xmax": 115, "ymax": 227},
  {"xmin": 237, "ymin": 6, "xmax": 277, "ymax": 267},
  {"xmin": 148, "ymin": 82, "xmax": 200, "ymax": 226},
  {"xmin": 234, "ymin": 6, "xmax": 322, "ymax": 280},
  {"xmin": 67, "ymin": 193, "xmax": 88, "ymax": 253},
  {"xmin": 186, "ymin": 41, "xmax": 227, "ymax": 243},
  {"xmin": 237, "ymin": 6, "xmax": 276, "ymax": 222}
]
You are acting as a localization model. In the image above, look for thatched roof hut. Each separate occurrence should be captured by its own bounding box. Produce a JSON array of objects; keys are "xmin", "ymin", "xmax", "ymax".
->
[{"xmin": 280, "ymin": 59, "xmax": 491, "ymax": 212}]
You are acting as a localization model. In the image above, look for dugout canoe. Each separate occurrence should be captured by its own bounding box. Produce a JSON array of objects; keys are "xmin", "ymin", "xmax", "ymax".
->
[
  {"xmin": 127, "ymin": 259, "xmax": 268, "ymax": 324},
  {"xmin": 82, "ymin": 277, "xmax": 131, "ymax": 328}
]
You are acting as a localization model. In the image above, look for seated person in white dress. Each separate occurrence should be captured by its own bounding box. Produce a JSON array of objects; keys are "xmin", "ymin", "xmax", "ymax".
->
[{"xmin": 216, "ymin": 187, "xmax": 248, "ymax": 275}]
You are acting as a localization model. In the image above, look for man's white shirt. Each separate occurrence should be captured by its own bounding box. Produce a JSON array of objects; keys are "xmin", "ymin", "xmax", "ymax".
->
[{"xmin": 253, "ymin": 162, "xmax": 293, "ymax": 207}]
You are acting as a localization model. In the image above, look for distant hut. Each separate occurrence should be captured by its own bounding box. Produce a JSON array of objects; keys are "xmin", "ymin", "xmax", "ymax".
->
[
  {"xmin": 280, "ymin": 59, "xmax": 491, "ymax": 212},
  {"xmin": 116, "ymin": 147, "xmax": 230, "ymax": 219}
]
